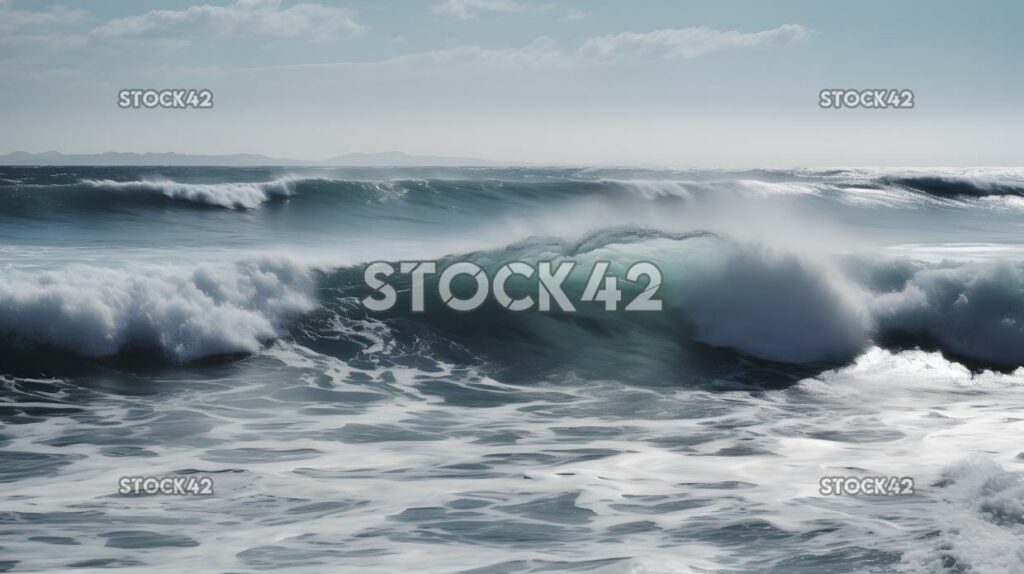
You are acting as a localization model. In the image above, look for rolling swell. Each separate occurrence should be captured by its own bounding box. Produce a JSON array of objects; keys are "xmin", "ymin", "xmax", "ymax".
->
[
  {"xmin": 0, "ymin": 178, "xmax": 295, "ymax": 213},
  {"xmin": 0, "ymin": 177, "xmax": 605, "ymax": 215},
  {"xmin": 4, "ymin": 168, "xmax": 1024, "ymax": 220}
]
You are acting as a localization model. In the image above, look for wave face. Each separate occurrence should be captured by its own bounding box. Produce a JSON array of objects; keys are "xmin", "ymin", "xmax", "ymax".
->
[
  {"xmin": 308, "ymin": 231, "xmax": 1024, "ymax": 369},
  {"xmin": 881, "ymin": 173, "xmax": 1024, "ymax": 198},
  {"xmin": 3, "ymin": 166, "xmax": 1024, "ymax": 573}
]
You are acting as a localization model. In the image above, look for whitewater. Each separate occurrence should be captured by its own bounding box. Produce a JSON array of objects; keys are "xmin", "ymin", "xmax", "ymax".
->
[{"xmin": 1, "ymin": 166, "xmax": 1023, "ymax": 573}]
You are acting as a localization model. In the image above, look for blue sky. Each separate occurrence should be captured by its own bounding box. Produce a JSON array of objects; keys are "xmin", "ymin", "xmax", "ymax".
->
[{"xmin": 2, "ymin": 0, "xmax": 1022, "ymax": 165}]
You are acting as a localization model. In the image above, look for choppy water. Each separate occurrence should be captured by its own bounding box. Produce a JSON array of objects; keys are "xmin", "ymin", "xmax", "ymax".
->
[{"xmin": 1, "ymin": 166, "xmax": 1024, "ymax": 572}]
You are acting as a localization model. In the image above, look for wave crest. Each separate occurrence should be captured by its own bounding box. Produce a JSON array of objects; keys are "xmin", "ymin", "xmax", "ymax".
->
[
  {"xmin": 0, "ymin": 258, "xmax": 316, "ymax": 362},
  {"xmin": 81, "ymin": 178, "xmax": 295, "ymax": 209},
  {"xmin": 882, "ymin": 174, "xmax": 1024, "ymax": 198}
]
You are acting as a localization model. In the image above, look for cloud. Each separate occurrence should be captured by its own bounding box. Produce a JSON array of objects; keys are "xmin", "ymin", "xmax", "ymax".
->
[
  {"xmin": 242, "ymin": 36, "xmax": 570, "ymax": 72},
  {"xmin": 564, "ymin": 9, "xmax": 586, "ymax": 21},
  {"xmin": 0, "ymin": 0, "xmax": 88, "ymax": 34},
  {"xmin": 240, "ymin": 23, "xmax": 810, "ymax": 73},
  {"xmin": 430, "ymin": 0, "xmax": 528, "ymax": 20},
  {"xmin": 389, "ymin": 36, "xmax": 570, "ymax": 67},
  {"xmin": 389, "ymin": 24, "xmax": 808, "ymax": 67},
  {"xmin": 91, "ymin": 0, "xmax": 363, "ymax": 41},
  {"xmin": 578, "ymin": 24, "xmax": 809, "ymax": 60}
]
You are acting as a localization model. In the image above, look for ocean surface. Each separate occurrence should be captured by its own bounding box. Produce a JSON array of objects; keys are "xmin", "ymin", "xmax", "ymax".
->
[{"xmin": 1, "ymin": 166, "xmax": 1024, "ymax": 573}]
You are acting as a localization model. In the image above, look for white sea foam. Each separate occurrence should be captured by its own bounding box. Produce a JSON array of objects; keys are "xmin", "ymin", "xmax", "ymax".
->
[
  {"xmin": 0, "ymin": 257, "xmax": 316, "ymax": 361},
  {"xmin": 669, "ymin": 241, "xmax": 1024, "ymax": 365},
  {"xmin": 82, "ymin": 178, "xmax": 296, "ymax": 209},
  {"xmin": 901, "ymin": 458, "xmax": 1024, "ymax": 573},
  {"xmin": 799, "ymin": 348, "xmax": 1024, "ymax": 573},
  {"xmin": 677, "ymin": 242, "xmax": 871, "ymax": 363}
]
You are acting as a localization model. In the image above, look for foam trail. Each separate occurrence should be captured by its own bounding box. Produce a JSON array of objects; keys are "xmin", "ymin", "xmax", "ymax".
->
[{"xmin": 902, "ymin": 458, "xmax": 1024, "ymax": 573}]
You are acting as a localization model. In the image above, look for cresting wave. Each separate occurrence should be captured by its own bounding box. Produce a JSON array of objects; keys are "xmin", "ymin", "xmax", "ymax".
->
[
  {"xmin": 0, "ymin": 257, "xmax": 316, "ymax": 362},
  {"xmin": 880, "ymin": 173, "xmax": 1024, "ymax": 198},
  {"xmin": 3, "ymin": 229, "xmax": 1024, "ymax": 372},
  {"xmin": 81, "ymin": 178, "xmax": 296, "ymax": 209},
  {"xmin": 368, "ymin": 230, "xmax": 1024, "ymax": 367},
  {"xmin": 680, "ymin": 242, "xmax": 1024, "ymax": 366}
]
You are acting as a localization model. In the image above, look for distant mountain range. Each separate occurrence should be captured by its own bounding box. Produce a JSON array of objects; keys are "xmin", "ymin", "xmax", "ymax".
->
[{"xmin": 0, "ymin": 150, "xmax": 518, "ymax": 167}]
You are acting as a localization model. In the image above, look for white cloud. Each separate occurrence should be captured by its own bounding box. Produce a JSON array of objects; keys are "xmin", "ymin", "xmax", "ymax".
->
[
  {"xmin": 238, "ymin": 36, "xmax": 571, "ymax": 72},
  {"xmin": 389, "ymin": 36, "xmax": 570, "ymax": 67},
  {"xmin": 579, "ymin": 24, "xmax": 809, "ymax": 60},
  {"xmin": 565, "ymin": 9, "xmax": 586, "ymax": 21},
  {"xmin": 390, "ymin": 24, "xmax": 808, "ymax": 67},
  {"xmin": 91, "ymin": 0, "xmax": 363, "ymax": 41},
  {"xmin": 0, "ymin": 0, "xmax": 88, "ymax": 34},
  {"xmin": 241, "ymin": 24, "xmax": 810, "ymax": 73},
  {"xmin": 430, "ymin": 0, "xmax": 528, "ymax": 20}
]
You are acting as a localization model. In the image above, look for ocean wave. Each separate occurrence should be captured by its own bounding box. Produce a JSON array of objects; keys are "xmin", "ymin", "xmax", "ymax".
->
[
  {"xmin": 298, "ymin": 229, "xmax": 1024, "ymax": 370},
  {"xmin": 594, "ymin": 168, "xmax": 1024, "ymax": 205},
  {"xmin": 81, "ymin": 178, "xmax": 296, "ymax": 209},
  {"xmin": 677, "ymin": 246, "xmax": 1024, "ymax": 367},
  {"xmin": 678, "ymin": 243, "xmax": 871, "ymax": 363},
  {"xmin": 601, "ymin": 178, "xmax": 823, "ymax": 200},
  {"xmin": 881, "ymin": 174, "xmax": 1024, "ymax": 198},
  {"xmin": 4, "ymin": 169, "xmax": 1024, "ymax": 220},
  {"xmin": 0, "ymin": 257, "xmax": 316, "ymax": 362},
  {"xmin": 678, "ymin": 245, "xmax": 1024, "ymax": 366},
  {"xmin": 4, "ymin": 228, "xmax": 1024, "ymax": 369}
]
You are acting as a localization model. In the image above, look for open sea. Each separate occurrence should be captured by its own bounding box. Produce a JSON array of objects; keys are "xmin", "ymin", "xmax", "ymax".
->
[{"xmin": 1, "ymin": 166, "xmax": 1024, "ymax": 572}]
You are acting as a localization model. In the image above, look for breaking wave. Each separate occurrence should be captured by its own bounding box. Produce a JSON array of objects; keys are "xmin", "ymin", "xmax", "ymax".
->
[
  {"xmin": 0, "ymin": 257, "xmax": 316, "ymax": 362},
  {"xmin": 81, "ymin": 178, "xmax": 296, "ymax": 209},
  {"xmin": 882, "ymin": 174, "xmax": 1024, "ymax": 198},
  {"xmin": 5, "ymin": 165, "xmax": 1024, "ymax": 573},
  {"xmin": 4, "ymin": 228, "xmax": 1024, "ymax": 372},
  {"xmin": 335, "ymin": 229, "xmax": 1024, "ymax": 368}
]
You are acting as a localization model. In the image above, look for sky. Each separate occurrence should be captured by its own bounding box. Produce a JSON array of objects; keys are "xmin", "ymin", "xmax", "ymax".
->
[{"xmin": 1, "ymin": 0, "xmax": 1023, "ymax": 166}]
